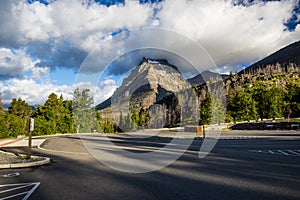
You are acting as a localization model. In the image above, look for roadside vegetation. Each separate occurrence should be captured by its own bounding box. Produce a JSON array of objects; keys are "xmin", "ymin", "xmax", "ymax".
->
[{"xmin": 0, "ymin": 89, "xmax": 99, "ymax": 138}]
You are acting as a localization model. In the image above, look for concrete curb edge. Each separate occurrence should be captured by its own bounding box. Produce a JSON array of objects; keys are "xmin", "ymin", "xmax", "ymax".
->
[{"xmin": 0, "ymin": 155, "xmax": 51, "ymax": 169}]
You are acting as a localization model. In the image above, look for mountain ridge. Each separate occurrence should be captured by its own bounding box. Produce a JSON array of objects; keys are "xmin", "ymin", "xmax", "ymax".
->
[
  {"xmin": 239, "ymin": 40, "xmax": 300, "ymax": 74},
  {"xmin": 97, "ymin": 40, "xmax": 300, "ymax": 110}
]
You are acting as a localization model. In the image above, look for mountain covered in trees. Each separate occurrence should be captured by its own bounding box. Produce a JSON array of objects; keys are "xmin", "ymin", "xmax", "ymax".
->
[{"xmin": 241, "ymin": 40, "xmax": 300, "ymax": 75}]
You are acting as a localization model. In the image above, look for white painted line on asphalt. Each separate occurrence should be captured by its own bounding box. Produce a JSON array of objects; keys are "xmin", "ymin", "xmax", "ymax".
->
[
  {"xmin": 38, "ymin": 142, "xmax": 88, "ymax": 155},
  {"xmin": 1, "ymin": 172, "xmax": 20, "ymax": 178},
  {"xmin": 0, "ymin": 184, "xmax": 30, "ymax": 194},
  {"xmin": 22, "ymin": 182, "xmax": 40, "ymax": 200},
  {"xmin": 220, "ymin": 136, "xmax": 259, "ymax": 140},
  {"xmin": 0, "ymin": 182, "xmax": 40, "ymax": 200},
  {"xmin": 288, "ymin": 150, "xmax": 300, "ymax": 155},
  {"xmin": 268, "ymin": 150, "xmax": 274, "ymax": 154},
  {"xmin": 249, "ymin": 149, "xmax": 300, "ymax": 156},
  {"xmin": 278, "ymin": 150, "xmax": 289, "ymax": 155},
  {"xmin": 1, "ymin": 191, "xmax": 29, "ymax": 200}
]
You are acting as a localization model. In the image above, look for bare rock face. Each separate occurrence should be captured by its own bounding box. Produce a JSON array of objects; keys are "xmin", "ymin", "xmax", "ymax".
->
[
  {"xmin": 109, "ymin": 58, "xmax": 197, "ymax": 128},
  {"xmin": 118, "ymin": 59, "xmax": 190, "ymax": 97}
]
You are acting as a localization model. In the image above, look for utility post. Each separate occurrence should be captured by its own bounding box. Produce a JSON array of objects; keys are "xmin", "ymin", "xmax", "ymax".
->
[{"xmin": 28, "ymin": 117, "xmax": 34, "ymax": 159}]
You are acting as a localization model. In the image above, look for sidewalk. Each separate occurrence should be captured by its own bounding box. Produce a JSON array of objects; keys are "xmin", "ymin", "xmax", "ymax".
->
[{"xmin": 0, "ymin": 138, "xmax": 46, "ymax": 147}]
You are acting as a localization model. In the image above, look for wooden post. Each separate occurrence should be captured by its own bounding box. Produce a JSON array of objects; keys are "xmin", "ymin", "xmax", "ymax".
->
[{"xmin": 28, "ymin": 117, "xmax": 34, "ymax": 159}]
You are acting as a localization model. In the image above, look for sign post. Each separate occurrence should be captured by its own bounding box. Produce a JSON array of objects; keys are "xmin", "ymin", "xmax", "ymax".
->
[{"xmin": 28, "ymin": 117, "xmax": 34, "ymax": 159}]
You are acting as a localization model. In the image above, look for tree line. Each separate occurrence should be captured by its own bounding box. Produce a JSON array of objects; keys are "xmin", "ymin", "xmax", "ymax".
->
[
  {"xmin": 0, "ymin": 89, "xmax": 100, "ymax": 138},
  {"xmin": 0, "ymin": 78, "xmax": 299, "ymax": 138},
  {"xmin": 198, "ymin": 81, "xmax": 300, "ymax": 124}
]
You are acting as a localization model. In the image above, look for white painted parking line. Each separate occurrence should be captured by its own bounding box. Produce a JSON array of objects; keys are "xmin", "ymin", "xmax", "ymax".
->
[
  {"xmin": 278, "ymin": 150, "xmax": 289, "ymax": 155},
  {"xmin": 249, "ymin": 149, "xmax": 300, "ymax": 156},
  {"xmin": 221, "ymin": 136, "xmax": 259, "ymax": 140},
  {"xmin": 288, "ymin": 150, "xmax": 300, "ymax": 155},
  {"xmin": 0, "ymin": 182, "xmax": 40, "ymax": 200},
  {"xmin": 268, "ymin": 150, "xmax": 274, "ymax": 154}
]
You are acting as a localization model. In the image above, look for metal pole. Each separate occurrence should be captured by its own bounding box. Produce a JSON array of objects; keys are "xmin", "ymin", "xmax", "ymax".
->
[{"xmin": 27, "ymin": 130, "xmax": 32, "ymax": 159}]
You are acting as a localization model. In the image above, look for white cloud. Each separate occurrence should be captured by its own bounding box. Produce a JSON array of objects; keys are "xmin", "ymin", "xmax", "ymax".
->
[
  {"xmin": 157, "ymin": 0, "xmax": 300, "ymax": 67},
  {"xmin": 1, "ymin": 0, "xmax": 299, "ymax": 72},
  {"xmin": 1, "ymin": 0, "xmax": 154, "ymax": 51},
  {"xmin": 1, "ymin": 79, "xmax": 70, "ymax": 105},
  {"xmin": 0, "ymin": 78, "xmax": 117, "ymax": 105},
  {"xmin": 0, "ymin": 0, "xmax": 300, "ymax": 105},
  {"xmin": 0, "ymin": 47, "xmax": 52, "ymax": 82},
  {"xmin": 93, "ymin": 78, "xmax": 117, "ymax": 104},
  {"xmin": 31, "ymin": 67, "xmax": 50, "ymax": 82},
  {"xmin": 0, "ymin": 0, "xmax": 157, "ymax": 72},
  {"xmin": 0, "ymin": 48, "xmax": 35, "ymax": 77}
]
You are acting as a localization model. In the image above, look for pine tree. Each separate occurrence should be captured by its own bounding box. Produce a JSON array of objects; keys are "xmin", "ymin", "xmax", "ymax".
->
[
  {"xmin": 131, "ymin": 107, "xmax": 139, "ymax": 131},
  {"xmin": 0, "ymin": 93, "xmax": 4, "ymax": 113},
  {"xmin": 199, "ymin": 95, "xmax": 212, "ymax": 125},
  {"xmin": 72, "ymin": 88, "xmax": 98, "ymax": 133},
  {"xmin": 7, "ymin": 98, "xmax": 32, "ymax": 137}
]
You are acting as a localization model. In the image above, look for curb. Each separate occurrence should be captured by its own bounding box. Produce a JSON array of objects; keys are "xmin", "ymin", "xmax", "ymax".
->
[
  {"xmin": 0, "ymin": 151, "xmax": 51, "ymax": 169},
  {"xmin": 0, "ymin": 157, "xmax": 50, "ymax": 169}
]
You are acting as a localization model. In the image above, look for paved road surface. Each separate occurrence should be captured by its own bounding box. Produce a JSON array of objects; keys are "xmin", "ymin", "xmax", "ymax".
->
[{"xmin": 0, "ymin": 132, "xmax": 300, "ymax": 200}]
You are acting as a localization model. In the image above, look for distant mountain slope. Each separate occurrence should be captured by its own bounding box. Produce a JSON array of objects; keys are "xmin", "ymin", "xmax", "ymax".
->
[
  {"xmin": 241, "ymin": 40, "xmax": 300, "ymax": 74},
  {"xmin": 188, "ymin": 70, "xmax": 228, "ymax": 86},
  {"xmin": 96, "ymin": 97, "xmax": 111, "ymax": 111}
]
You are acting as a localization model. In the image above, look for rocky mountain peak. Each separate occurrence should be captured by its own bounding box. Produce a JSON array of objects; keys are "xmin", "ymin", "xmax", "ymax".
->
[
  {"xmin": 96, "ymin": 58, "xmax": 192, "ymax": 112},
  {"xmin": 100, "ymin": 57, "xmax": 198, "ymax": 129},
  {"xmin": 119, "ymin": 58, "xmax": 189, "ymax": 96}
]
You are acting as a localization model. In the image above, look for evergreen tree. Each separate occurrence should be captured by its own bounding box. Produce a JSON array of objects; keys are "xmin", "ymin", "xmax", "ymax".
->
[
  {"xmin": 0, "ymin": 93, "xmax": 4, "ymax": 113},
  {"xmin": 73, "ymin": 88, "xmax": 98, "ymax": 133},
  {"xmin": 227, "ymin": 88, "xmax": 258, "ymax": 122},
  {"xmin": 253, "ymin": 85, "xmax": 284, "ymax": 120},
  {"xmin": 32, "ymin": 93, "xmax": 75, "ymax": 135},
  {"xmin": 8, "ymin": 98, "xmax": 31, "ymax": 118},
  {"xmin": 125, "ymin": 113, "xmax": 131, "ymax": 131},
  {"xmin": 285, "ymin": 83, "xmax": 300, "ymax": 118},
  {"xmin": 138, "ymin": 108, "xmax": 149, "ymax": 127},
  {"xmin": 131, "ymin": 107, "xmax": 139, "ymax": 131},
  {"xmin": 0, "ymin": 93, "xmax": 8, "ymax": 138},
  {"xmin": 199, "ymin": 95, "xmax": 212, "ymax": 125},
  {"xmin": 253, "ymin": 85, "xmax": 269, "ymax": 120},
  {"xmin": 211, "ymin": 96, "xmax": 226, "ymax": 124},
  {"xmin": 7, "ymin": 98, "xmax": 32, "ymax": 137},
  {"xmin": 267, "ymin": 87, "xmax": 284, "ymax": 119}
]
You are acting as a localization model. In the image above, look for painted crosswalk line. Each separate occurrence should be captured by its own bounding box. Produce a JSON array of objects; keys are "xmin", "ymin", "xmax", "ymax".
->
[{"xmin": 0, "ymin": 182, "xmax": 40, "ymax": 200}]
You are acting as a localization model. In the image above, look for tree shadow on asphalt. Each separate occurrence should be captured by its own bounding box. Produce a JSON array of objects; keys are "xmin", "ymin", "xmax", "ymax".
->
[{"xmin": 0, "ymin": 137, "xmax": 300, "ymax": 200}]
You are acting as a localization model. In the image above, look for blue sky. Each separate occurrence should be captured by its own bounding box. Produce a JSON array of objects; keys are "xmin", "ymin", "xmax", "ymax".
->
[{"xmin": 0, "ymin": 0, "xmax": 299, "ymax": 105}]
